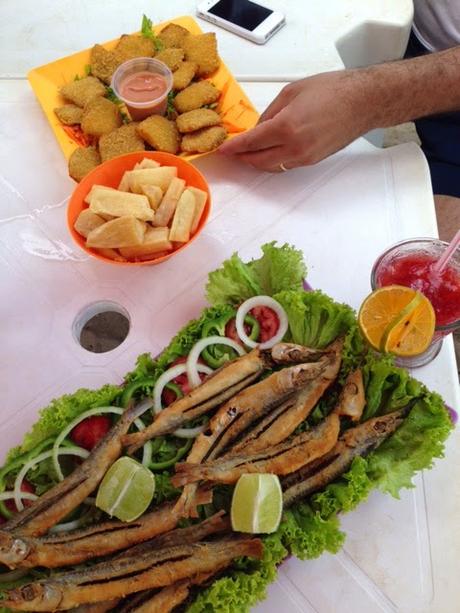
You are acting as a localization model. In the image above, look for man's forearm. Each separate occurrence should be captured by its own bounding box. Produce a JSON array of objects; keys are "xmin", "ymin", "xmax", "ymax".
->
[{"xmin": 355, "ymin": 46, "xmax": 460, "ymax": 130}]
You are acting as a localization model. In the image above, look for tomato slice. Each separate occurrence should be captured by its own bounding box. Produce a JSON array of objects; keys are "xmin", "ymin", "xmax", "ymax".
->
[
  {"xmin": 70, "ymin": 415, "xmax": 112, "ymax": 451},
  {"xmin": 250, "ymin": 306, "xmax": 280, "ymax": 343},
  {"xmin": 224, "ymin": 318, "xmax": 240, "ymax": 343}
]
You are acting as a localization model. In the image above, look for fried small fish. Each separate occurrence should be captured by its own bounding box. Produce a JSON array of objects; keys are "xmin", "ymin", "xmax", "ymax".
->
[
  {"xmin": 124, "ymin": 348, "xmax": 271, "ymax": 453},
  {"xmin": 115, "ymin": 511, "xmax": 229, "ymax": 562},
  {"xmin": 80, "ymin": 97, "xmax": 122, "ymax": 138},
  {"xmin": 173, "ymin": 81, "xmax": 220, "ymax": 114},
  {"xmin": 115, "ymin": 34, "xmax": 155, "ymax": 61},
  {"xmin": 282, "ymin": 409, "xmax": 407, "ymax": 507},
  {"xmin": 3, "ymin": 539, "xmax": 263, "ymax": 611},
  {"xmin": 172, "ymin": 60, "xmax": 198, "ymax": 91},
  {"xmin": 54, "ymin": 104, "xmax": 83, "ymax": 125},
  {"xmin": 99, "ymin": 124, "xmax": 145, "ymax": 162},
  {"xmin": 60, "ymin": 76, "xmax": 106, "ymax": 108},
  {"xmin": 65, "ymin": 602, "xmax": 119, "ymax": 613},
  {"xmin": 228, "ymin": 339, "xmax": 343, "ymax": 455},
  {"xmin": 181, "ymin": 126, "xmax": 227, "ymax": 153},
  {"xmin": 68, "ymin": 147, "xmax": 101, "ymax": 182},
  {"xmin": 90, "ymin": 45, "xmax": 122, "ymax": 85},
  {"xmin": 176, "ymin": 109, "xmax": 221, "ymax": 133},
  {"xmin": 332, "ymin": 369, "xmax": 365, "ymax": 422},
  {"xmin": 271, "ymin": 342, "xmax": 339, "ymax": 365},
  {"xmin": 0, "ymin": 502, "xmax": 181, "ymax": 569},
  {"xmin": 173, "ymin": 413, "xmax": 340, "ymax": 485},
  {"xmin": 158, "ymin": 23, "xmax": 190, "ymax": 49},
  {"xmin": 155, "ymin": 48, "xmax": 185, "ymax": 72},
  {"xmin": 172, "ymin": 359, "xmax": 329, "ymax": 516},
  {"xmin": 123, "ymin": 573, "xmax": 215, "ymax": 613},
  {"xmin": 183, "ymin": 33, "xmax": 220, "ymax": 77},
  {"xmin": 136, "ymin": 115, "xmax": 180, "ymax": 155}
]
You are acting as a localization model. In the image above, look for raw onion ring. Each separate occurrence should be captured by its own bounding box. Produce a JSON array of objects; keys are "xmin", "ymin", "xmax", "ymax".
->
[
  {"xmin": 235, "ymin": 296, "xmax": 289, "ymax": 349},
  {"xmin": 186, "ymin": 336, "xmax": 245, "ymax": 389}
]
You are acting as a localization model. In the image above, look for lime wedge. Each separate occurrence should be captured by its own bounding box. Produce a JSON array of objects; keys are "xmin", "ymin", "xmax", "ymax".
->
[
  {"xmin": 231, "ymin": 473, "xmax": 282, "ymax": 534},
  {"xmin": 96, "ymin": 457, "xmax": 155, "ymax": 522}
]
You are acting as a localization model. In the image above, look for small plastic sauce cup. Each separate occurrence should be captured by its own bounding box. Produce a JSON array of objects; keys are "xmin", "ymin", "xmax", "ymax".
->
[{"xmin": 111, "ymin": 58, "xmax": 173, "ymax": 121}]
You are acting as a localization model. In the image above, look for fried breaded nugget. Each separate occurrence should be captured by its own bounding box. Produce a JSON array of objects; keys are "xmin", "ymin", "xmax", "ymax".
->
[
  {"xmin": 176, "ymin": 109, "xmax": 221, "ymax": 133},
  {"xmin": 158, "ymin": 23, "xmax": 190, "ymax": 49},
  {"xmin": 174, "ymin": 81, "xmax": 220, "ymax": 114},
  {"xmin": 99, "ymin": 123, "xmax": 145, "ymax": 162},
  {"xmin": 115, "ymin": 34, "xmax": 156, "ymax": 60},
  {"xmin": 136, "ymin": 115, "xmax": 180, "ymax": 154},
  {"xmin": 68, "ymin": 146, "xmax": 101, "ymax": 182},
  {"xmin": 155, "ymin": 48, "xmax": 185, "ymax": 72},
  {"xmin": 172, "ymin": 60, "xmax": 198, "ymax": 91},
  {"xmin": 80, "ymin": 97, "xmax": 122, "ymax": 137},
  {"xmin": 60, "ymin": 76, "xmax": 106, "ymax": 108},
  {"xmin": 90, "ymin": 44, "xmax": 122, "ymax": 85},
  {"xmin": 54, "ymin": 104, "xmax": 83, "ymax": 125},
  {"xmin": 181, "ymin": 126, "xmax": 227, "ymax": 153},
  {"xmin": 183, "ymin": 33, "xmax": 220, "ymax": 77}
]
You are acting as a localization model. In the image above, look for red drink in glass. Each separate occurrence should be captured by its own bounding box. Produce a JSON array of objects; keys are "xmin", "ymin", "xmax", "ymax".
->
[{"xmin": 371, "ymin": 238, "xmax": 460, "ymax": 367}]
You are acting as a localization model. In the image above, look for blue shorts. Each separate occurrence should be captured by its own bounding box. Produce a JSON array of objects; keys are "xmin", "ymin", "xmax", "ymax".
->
[{"xmin": 405, "ymin": 33, "xmax": 460, "ymax": 197}]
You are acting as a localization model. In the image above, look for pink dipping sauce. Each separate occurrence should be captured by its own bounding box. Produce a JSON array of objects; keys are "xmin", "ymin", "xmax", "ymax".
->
[
  {"xmin": 120, "ymin": 72, "xmax": 167, "ymax": 103},
  {"xmin": 119, "ymin": 72, "xmax": 168, "ymax": 120}
]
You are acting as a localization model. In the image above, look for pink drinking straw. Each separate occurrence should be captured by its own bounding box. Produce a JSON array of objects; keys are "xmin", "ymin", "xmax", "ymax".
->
[{"xmin": 432, "ymin": 229, "xmax": 460, "ymax": 275}]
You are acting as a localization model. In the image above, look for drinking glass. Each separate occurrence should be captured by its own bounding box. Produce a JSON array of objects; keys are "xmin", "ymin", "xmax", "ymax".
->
[{"xmin": 371, "ymin": 237, "xmax": 460, "ymax": 368}]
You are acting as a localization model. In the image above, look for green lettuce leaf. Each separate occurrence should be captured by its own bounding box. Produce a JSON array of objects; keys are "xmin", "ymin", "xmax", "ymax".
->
[
  {"xmin": 312, "ymin": 456, "xmax": 373, "ymax": 518},
  {"xmin": 206, "ymin": 242, "xmax": 306, "ymax": 306},
  {"xmin": 206, "ymin": 253, "xmax": 262, "ymax": 306},
  {"xmin": 275, "ymin": 289, "xmax": 356, "ymax": 348},
  {"xmin": 280, "ymin": 503, "xmax": 344, "ymax": 559},
  {"xmin": 362, "ymin": 354, "xmax": 423, "ymax": 420},
  {"xmin": 187, "ymin": 534, "xmax": 287, "ymax": 613},
  {"xmin": 366, "ymin": 392, "xmax": 452, "ymax": 497},
  {"xmin": 248, "ymin": 242, "xmax": 306, "ymax": 297}
]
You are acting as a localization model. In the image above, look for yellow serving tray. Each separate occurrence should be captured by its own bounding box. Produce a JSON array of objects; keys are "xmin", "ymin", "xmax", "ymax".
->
[{"xmin": 27, "ymin": 15, "xmax": 259, "ymax": 161}]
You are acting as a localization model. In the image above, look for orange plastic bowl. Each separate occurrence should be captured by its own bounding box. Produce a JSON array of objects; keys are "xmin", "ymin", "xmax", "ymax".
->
[{"xmin": 67, "ymin": 151, "xmax": 211, "ymax": 266}]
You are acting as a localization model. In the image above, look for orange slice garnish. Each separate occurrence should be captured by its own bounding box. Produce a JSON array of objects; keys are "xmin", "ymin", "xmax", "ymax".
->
[{"xmin": 358, "ymin": 285, "xmax": 435, "ymax": 357}]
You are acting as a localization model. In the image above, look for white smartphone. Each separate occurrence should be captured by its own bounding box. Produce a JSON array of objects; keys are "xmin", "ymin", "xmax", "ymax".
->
[{"xmin": 197, "ymin": 0, "xmax": 285, "ymax": 45}]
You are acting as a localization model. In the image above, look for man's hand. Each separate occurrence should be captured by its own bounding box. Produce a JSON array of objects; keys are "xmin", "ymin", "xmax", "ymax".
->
[
  {"xmin": 219, "ymin": 71, "xmax": 372, "ymax": 172},
  {"xmin": 219, "ymin": 46, "xmax": 460, "ymax": 172}
]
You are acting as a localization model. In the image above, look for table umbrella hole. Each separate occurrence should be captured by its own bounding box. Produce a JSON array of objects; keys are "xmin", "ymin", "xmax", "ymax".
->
[{"xmin": 73, "ymin": 301, "xmax": 130, "ymax": 353}]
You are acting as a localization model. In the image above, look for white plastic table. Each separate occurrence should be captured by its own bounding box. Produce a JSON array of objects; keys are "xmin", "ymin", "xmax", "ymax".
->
[{"xmin": 1, "ymin": 2, "xmax": 459, "ymax": 612}]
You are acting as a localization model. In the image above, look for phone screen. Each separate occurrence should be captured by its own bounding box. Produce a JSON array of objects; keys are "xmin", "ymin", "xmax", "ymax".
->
[{"xmin": 209, "ymin": 0, "xmax": 273, "ymax": 32}]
